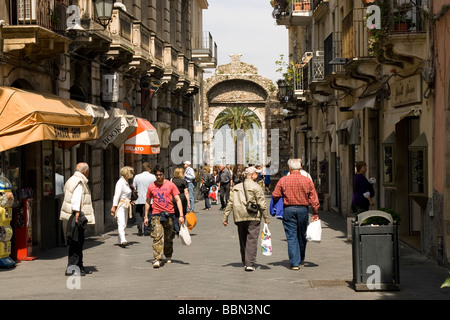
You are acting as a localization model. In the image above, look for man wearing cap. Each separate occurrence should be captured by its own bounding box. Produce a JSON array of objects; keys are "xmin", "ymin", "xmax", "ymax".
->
[
  {"xmin": 183, "ymin": 160, "xmax": 195, "ymax": 212},
  {"xmin": 223, "ymin": 166, "xmax": 270, "ymax": 271}
]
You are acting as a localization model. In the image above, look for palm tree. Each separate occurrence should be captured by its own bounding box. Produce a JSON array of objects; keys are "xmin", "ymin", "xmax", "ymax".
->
[{"xmin": 213, "ymin": 107, "xmax": 261, "ymax": 165}]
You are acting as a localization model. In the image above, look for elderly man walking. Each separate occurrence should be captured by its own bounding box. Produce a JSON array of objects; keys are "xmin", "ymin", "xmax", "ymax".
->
[
  {"xmin": 272, "ymin": 159, "xmax": 320, "ymax": 270},
  {"xmin": 223, "ymin": 167, "xmax": 270, "ymax": 271},
  {"xmin": 60, "ymin": 162, "xmax": 95, "ymax": 276}
]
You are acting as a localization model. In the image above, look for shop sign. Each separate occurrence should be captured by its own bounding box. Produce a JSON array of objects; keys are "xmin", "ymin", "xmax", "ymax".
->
[
  {"xmin": 102, "ymin": 73, "xmax": 119, "ymax": 102},
  {"xmin": 54, "ymin": 126, "xmax": 82, "ymax": 140},
  {"xmin": 99, "ymin": 119, "xmax": 125, "ymax": 148},
  {"xmin": 391, "ymin": 74, "xmax": 422, "ymax": 108}
]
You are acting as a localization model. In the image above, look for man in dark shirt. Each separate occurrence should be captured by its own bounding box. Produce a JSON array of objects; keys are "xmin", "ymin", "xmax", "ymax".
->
[{"xmin": 218, "ymin": 164, "xmax": 233, "ymax": 210}]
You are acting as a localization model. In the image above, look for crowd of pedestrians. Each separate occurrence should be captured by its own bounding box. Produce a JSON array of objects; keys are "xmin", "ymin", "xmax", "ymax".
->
[{"xmin": 59, "ymin": 158, "xmax": 374, "ymax": 275}]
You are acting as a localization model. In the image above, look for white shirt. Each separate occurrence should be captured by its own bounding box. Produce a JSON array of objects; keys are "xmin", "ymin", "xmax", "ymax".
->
[
  {"xmin": 184, "ymin": 166, "xmax": 195, "ymax": 183},
  {"xmin": 113, "ymin": 177, "xmax": 132, "ymax": 206},
  {"xmin": 71, "ymin": 183, "xmax": 82, "ymax": 212},
  {"xmin": 133, "ymin": 171, "xmax": 156, "ymax": 205}
]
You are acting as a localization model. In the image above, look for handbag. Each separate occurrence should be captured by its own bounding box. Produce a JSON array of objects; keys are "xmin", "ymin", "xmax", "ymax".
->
[
  {"xmin": 130, "ymin": 185, "xmax": 138, "ymax": 202},
  {"xmin": 185, "ymin": 210, "xmax": 197, "ymax": 231},
  {"xmin": 260, "ymin": 223, "xmax": 272, "ymax": 256},
  {"xmin": 180, "ymin": 223, "xmax": 191, "ymax": 245},
  {"xmin": 243, "ymin": 181, "xmax": 259, "ymax": 214}
]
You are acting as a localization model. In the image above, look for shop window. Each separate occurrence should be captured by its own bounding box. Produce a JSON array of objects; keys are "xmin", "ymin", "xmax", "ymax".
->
[
  {"xmin": 54, "ymin": 144, "xmax": 64, "ymax": 197},
  {"xmin": 382, "ymin": 132, "xmax": 395, "ymax": 186},
  {"xmin": 0, "ymin": 148, "xmax": 21, "ymax": 207},
  {"xmin": 42, "ymin": 141, "xmax": 54, "ymax": 197}
]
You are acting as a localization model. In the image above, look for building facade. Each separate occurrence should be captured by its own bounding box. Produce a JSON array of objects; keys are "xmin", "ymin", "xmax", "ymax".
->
[
  {"xmin": 271, "ymin": 0, "xmax": 450, "ymax": 266},
  {"xmin": 0, "ymin": 0, "xmax": 216, "ymax": 254}
]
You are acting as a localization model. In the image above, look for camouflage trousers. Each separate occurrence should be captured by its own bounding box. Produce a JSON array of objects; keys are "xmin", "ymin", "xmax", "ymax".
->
[{"xmin": 150, "ymin": 215, "xmax": 174, "ymax": 261}]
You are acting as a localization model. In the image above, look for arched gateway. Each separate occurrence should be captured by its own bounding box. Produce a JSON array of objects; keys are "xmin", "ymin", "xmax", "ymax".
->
[{"xmin": 202, "ymin": 54, "xmax": 286, "ymax": 171}]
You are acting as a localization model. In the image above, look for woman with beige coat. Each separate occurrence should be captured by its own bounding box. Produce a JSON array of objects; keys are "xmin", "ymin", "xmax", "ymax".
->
[{"xmin": 223, "ymin": 166, "xmax": 270, "ymax": 271}]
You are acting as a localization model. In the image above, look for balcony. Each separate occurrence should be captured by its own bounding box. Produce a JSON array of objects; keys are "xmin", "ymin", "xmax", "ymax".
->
[
  {"xmin": 292, "ymin": 51, "xmax": 324, "ymax": 100},
  {"xmin": 162, "ymin": 45, "xmax": 179, "ymax": 84},
  {"xmin": 188, "ymin": 62, "xmax": 200, "ymax": 95},
  {"xmin": 176, "ymin": 54, "xmax": 191, "ymax": 91},
  {"xmin": 106, "ymin": 7, "xmax": 135, "ymax": 68},
  {"xmin": 129, "ymin": 21, "xmax": 153, "ymax": 73},
  {"xmin": 312, "ymin": 0, "xmax": 329, "ymax": 21},
  {"xmin": 192, "ymin": 31, "xmax": 217, "ymax": 69},
  {"xmin": 324, "ymin": 32, "xmax": 344, "ymax": 78},
  {"xmin": 150, "ymin": 35, "xmax": 164, "ymax": 77},
  {"xmin": 272, "ymin": 0, "xmax": 313, "ymax": 26},
  {"xmin": 342, "ymin": 8, "xmax": 370, "ymax": 60},
  {"xmin": 381, "ymin": 3, "xmax": 427, "ymax": 67},
  {"xmin": 2, "ymin": 0, "xmax": 71, "ymax": 63}
]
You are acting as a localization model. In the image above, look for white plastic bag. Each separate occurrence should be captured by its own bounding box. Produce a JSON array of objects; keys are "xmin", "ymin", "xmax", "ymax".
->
[
  {"xmin": 180, "ymin": 223, "xmax": 191, "ymax": 245},
  {"xmin": 306, "ymin": 219, "xmax": 322, "ymax": 242},
  {"xmin": 260, "ymin": 223, "xmax": 272, "ymax": 256}
]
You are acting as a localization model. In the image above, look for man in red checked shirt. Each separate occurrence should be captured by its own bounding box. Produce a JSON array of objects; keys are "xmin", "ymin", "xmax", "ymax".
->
[
  {"xmin": 144, "ymin": 165, "xmax": 184, "ymax": 268},
  {"xmin": 272, "ymin": 159, "xmax": 320, "ymax": 270}
]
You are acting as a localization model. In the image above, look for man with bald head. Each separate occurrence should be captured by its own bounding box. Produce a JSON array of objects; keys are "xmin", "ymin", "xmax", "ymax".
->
[{"xmin": 60, "ymin": 162, "xmax": 95, "ymax": 276}]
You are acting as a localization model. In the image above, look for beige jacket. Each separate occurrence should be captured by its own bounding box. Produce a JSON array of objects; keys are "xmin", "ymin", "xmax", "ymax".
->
[
  {"xmin": 223, "ymin": 178, "xmax": 270, "ymax": 225},
  {"xmin": 59, "ymin": 171, "xmax": 95, "ymax": 224}
]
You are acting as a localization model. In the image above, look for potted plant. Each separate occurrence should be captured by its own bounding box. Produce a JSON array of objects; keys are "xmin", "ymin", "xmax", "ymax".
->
[
  {"xmin": 81, "ymin": 12, "xmax": 91, "ymax": 29},
  {"xmin": 393, "ymin": 13, "xmax": 413, "ymax": 31},
  {"xmin": 361, "ymin": 208, "xmax": 401, "ymax": 225}
]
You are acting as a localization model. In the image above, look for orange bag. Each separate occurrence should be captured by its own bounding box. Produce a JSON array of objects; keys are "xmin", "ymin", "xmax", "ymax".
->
[{"xmin": 185, "ymin": 211, "xmax": 197, "ymax": 231}]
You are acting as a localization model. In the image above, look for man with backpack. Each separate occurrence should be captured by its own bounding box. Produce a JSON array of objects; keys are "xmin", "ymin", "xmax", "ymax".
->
[{"xmin": 218, "ymin": 164, "xmax": 233, "ymax": 210}]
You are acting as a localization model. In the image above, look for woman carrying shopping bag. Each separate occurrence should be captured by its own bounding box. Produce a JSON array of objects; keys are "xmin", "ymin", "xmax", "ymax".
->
[{"xmin": 223, "ymin": 167, "xmax": 270, "ymax": 272}]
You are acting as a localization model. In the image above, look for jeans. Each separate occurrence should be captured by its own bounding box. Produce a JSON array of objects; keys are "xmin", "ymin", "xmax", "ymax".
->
[
  {"xmin": 282, "ymin": 205, "xmax": 309, "ymax": 267},
  {"xmin": 204, "ymin": 196, "xmax": 211, "ymax": 209},
  {"xmin": 187, "ymin": 182, "xmax": 195, "ymax": 212},
  {"xmin": 136, "ymin": 204, "xmax": 151, "ymax": 235},
  {"xmin": 219, "ymin": 182, "xmax": 230, "ymax": 209}
]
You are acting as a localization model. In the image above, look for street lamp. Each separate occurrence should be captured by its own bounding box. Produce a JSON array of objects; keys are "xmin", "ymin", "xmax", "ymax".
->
[{"xmin": 93, "ymin": 0, "xmax": 114, "ymax": 29}]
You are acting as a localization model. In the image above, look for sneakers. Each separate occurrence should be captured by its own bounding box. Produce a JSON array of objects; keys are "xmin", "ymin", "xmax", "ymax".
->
[
  {"xmin": 290, "ymin": 266, "xmax": 300, "ymax": 270},
  {"xmin": 244, "ymin": 266, "xmax": 256, "ymax": 272},
  {"xmin": 166, "ymin": 258, "xmax": 172, "ymax": 264},
  {"xmin": 152, "ymin": 260, "xmax": 160, "ymax": 268}
]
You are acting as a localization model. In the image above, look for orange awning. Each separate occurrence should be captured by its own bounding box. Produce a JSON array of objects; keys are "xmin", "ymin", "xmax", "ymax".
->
[
  {"xmin": 0, "ymin": 87, "xmax": 97, "ymax": 152},
  {"xmin": 124, "ymin": 118, "xmax": 160, "ymax": 154}
]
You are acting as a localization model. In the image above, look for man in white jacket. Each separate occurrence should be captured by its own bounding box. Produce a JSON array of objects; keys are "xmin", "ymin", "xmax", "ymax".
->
[{"xmin": 60, "ymin": 162, "xmax": 95, "ymax": 276}]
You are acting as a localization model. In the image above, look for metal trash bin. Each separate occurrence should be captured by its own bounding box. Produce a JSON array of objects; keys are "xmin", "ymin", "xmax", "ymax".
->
[{"xmin": 352, "ymin": 210, "xmax": 400, "ymax": 291}]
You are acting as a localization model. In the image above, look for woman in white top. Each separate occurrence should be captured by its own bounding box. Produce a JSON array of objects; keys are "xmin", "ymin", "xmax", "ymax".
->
[{"xmin": 111, "ymin": 166, "xmax": 135, "ymax": 247}]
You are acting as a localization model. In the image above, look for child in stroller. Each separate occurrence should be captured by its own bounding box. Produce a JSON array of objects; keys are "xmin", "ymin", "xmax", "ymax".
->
[{"xmin": 208, "ymin": 185, "xmax": 218, "ymax": 205}]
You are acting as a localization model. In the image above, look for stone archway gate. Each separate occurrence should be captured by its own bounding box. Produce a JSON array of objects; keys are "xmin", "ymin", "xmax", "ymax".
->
[{"xmin": 202, "ymin": 54, "xmax": 285, "ymax": 169}]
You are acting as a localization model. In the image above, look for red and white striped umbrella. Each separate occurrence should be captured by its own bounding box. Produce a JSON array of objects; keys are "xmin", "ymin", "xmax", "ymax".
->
[{"xmin": 124, "ymin": 118, "xmax": 160, "ymax": 154}]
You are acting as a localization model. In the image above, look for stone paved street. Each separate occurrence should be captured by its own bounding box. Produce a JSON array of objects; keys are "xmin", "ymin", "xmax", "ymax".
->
[{"xmin": 2, "ymin": 198, "xmax": 450, "ymax": 303}]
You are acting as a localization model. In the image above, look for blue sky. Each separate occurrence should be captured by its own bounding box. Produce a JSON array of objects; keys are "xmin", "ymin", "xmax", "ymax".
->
[{"xmin": 203, "ymin": 0, "xmax": 288, "ymax": 84}]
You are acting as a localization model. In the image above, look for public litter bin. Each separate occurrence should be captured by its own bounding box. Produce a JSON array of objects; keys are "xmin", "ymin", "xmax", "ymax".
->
[{"xmin": 352, "ymin": 210, "xmax": 400, "ymax": 291}]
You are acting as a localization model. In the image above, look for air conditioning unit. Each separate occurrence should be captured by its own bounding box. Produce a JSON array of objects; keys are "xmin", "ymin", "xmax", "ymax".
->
[{"xmin": 18, "ymin": 0, "xmax": 37, "ymax": 22}]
